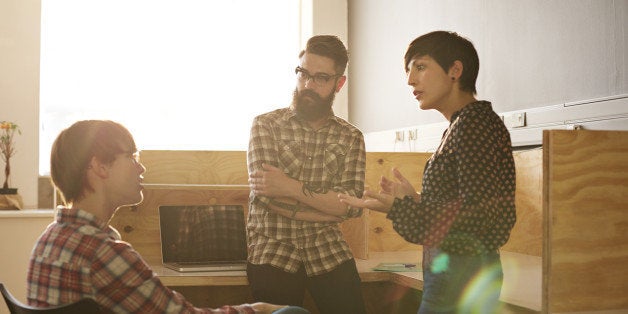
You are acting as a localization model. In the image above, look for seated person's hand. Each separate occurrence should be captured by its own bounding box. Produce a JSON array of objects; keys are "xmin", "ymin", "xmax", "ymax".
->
[{"xmin": 249, "ymin": 302, "xmax": 287, "ymax": 313}]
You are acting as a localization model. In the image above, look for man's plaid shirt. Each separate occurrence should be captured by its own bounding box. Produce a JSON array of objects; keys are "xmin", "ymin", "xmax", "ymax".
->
[
  {"xmin": 27, "ymin": 207, "xmax": 254, "ymax": 313},
  {"xmin": 247, "ymin": 107, "xmax": 366, "ymax": 276}
]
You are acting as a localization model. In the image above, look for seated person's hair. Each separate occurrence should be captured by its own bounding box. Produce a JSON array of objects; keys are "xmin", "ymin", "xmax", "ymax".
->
[{"xmin": 50, "ymin": 120, "xmax": 136, "ymax": 204}]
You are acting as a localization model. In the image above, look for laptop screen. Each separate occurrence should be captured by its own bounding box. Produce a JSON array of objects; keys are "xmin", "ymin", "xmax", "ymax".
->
[{"xmin": 158, "ymin": 205, "xmax": 248, "ymax": 264}]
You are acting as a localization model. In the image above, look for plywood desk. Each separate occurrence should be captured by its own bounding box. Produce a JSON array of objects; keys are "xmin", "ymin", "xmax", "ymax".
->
[
  {"xmin": 155, "ymin": 251, "xmax": 419, "ymax": 287},
  {"xmin": 153, "ymin": 250, "xmax": 541, "ymax": 312}
]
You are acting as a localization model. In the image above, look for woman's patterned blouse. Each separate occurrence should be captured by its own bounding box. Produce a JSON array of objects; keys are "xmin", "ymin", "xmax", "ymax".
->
[{"xmin": 387, "ymin": 101, "xmax": 517, "ymax": 255}]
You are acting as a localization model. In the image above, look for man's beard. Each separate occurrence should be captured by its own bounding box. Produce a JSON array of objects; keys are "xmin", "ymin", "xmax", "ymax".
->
[{"xmin": 292, "ymin": 88, "xmax": 335, "ymax": 121}]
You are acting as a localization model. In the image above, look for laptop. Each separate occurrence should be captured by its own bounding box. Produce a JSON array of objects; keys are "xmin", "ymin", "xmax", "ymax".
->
[{"xmin": 158, "ymin": 204, "xmax": 248, "ymax": 272}]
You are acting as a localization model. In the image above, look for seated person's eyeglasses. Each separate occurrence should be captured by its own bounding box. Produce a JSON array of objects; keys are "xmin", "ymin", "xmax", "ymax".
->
[
  {"xmin": 295, "ymin": 66, "xmax": 341, "ymax": 86},
  {"xmin": 118, "ymin": 151, "xmax": 141, "ymax": 164}
]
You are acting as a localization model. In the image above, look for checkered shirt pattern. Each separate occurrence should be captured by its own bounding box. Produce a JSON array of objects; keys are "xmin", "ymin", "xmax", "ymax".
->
[
  {"xmin": 387, "ymin": 101, "xmax": 517, "ymax": 255},
  {"xmin": 247, "ymin": 107, "xmax": 366, "ymax": 276},
  {"xmin": 27, "ymin": 207, "xmax": 254, "ymax": 313}
]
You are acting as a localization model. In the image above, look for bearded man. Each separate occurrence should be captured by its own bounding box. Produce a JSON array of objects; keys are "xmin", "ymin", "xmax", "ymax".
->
[{"xmin": 245, "ymin": 35, "xmax": 367, "ymax": 314}]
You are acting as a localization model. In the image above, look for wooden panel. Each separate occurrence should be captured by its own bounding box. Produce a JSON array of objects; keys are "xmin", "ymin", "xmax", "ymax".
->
[
  {"xmin": 362, "ymin": 281, "xmax": 421, "ymax": 314},
  {"xmin": 171, "ymin": 283, "xmax": 421, "ymax": 314},
  {"xmin": 340, "ymin": 210, "xmax": 369, "ymax": 259},
  {"xmin": 140, "ymin": 150, "xmax": 248, "ymax": 185},
  {"xmin": 543, "ymin": 130, "xmax": 628, "ymax": 312},
  {"xmin": 169, "ymin": 286, "xmax": 253, "ymax": 310},
  {"xmin": 365, "ymin": 152, "xmax": 429, "ymax": 253},
  {"xmin": 364, "ymin": 150, "xmax": 545, "ymax": 255},
  {"xmin": 169, "ymin": 283, "xmax": 420, "ymax": 314},
  {"xmin": 158, "ymin": 252, "xmax": 424, "ymax": 314},
  {"xmin": 502, "ymin": 148, "xmax": 543, "ymax": 256}
]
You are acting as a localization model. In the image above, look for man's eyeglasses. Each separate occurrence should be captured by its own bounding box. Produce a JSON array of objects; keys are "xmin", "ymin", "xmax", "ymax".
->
[{"xmin": 295, "ymin": 66, "xmax": 341, "ymax": 86}]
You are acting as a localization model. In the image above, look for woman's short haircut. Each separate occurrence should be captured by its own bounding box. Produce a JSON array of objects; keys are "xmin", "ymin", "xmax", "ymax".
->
[
  {"xmin": 299, "ymin": 35, "xmax": 349, "ymax": 76},
  {"xmin": 50, "ymin": 120, "xmax": 136, "ymax": 205},
  {"xmin": 404, "ymin": 31, "xmax": 479, "ymax": 94}
]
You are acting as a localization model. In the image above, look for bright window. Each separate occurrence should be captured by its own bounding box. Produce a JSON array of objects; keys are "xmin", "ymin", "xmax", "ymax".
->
[{"xmin": 40, "ymin": 0, "xmax": 301, "ymax": 174}]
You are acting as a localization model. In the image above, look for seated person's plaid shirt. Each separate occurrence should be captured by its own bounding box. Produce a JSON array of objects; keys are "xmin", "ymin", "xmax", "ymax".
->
[
  {"xmin": 247, "ymin": 107, "xmax": 366, "ymax": 276},
  {"xmin": 27, "ymin": 207, "xmax": 255, "ymax": 313}
]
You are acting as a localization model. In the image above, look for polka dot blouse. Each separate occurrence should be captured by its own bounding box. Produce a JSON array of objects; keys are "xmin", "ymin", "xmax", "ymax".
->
[{"xmin": 387, "ymin": 101, "xmax": 517, "ymax": 255}]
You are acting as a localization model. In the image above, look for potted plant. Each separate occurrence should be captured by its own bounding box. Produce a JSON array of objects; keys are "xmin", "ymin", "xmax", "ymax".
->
[{"xmin": 0, "ymin": 121, "xmax": 21, "ymax": 194}]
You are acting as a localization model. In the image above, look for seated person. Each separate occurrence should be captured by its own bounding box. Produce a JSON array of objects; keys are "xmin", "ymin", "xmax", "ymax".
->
[{"xmin": 27, "ymin": 120, "xmax": 308, "ymax": 314}]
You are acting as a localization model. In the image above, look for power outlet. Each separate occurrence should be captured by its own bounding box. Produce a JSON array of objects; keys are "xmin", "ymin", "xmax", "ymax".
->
[
  {"xmin": 408, "ymin": 129, "xmax": 418, "ymax": 140},
  {"xmin": 503, "ymin": 112, "xmax": 526, "ymax": 128},
  {"xmin": 395, "ymin": 131, "xmax": 405, "ymax": 142}
]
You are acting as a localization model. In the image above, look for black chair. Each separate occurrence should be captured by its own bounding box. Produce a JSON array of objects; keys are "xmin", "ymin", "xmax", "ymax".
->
[{"xmin": 0, "ymin": 283, "xmax": 105, "ymax": 314}]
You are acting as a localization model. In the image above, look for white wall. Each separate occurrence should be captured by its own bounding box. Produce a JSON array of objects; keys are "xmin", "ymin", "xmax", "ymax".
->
[
  {"xmin": 0, "ymin": 0, "xmax": 40, "ymax": 209},
  {"xmin": 347, "ymin": 0, "xmax": 628, "ymax": 134},
  {"xmin": 309, "ymin": 0, "xmax": 349, "ymax": 120},
  {"xmin": 0, "ymin": 211, "xmax": 54, "ymax": 313}
]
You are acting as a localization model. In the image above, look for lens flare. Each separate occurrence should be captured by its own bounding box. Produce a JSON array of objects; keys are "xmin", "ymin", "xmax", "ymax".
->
[
  {"xmin": 430, "ymin": 252, "xmax": 450, "ymax": 273},
  {"xmin": 458, "ymin": 264, "xmax": 504, "ymax": 313}
]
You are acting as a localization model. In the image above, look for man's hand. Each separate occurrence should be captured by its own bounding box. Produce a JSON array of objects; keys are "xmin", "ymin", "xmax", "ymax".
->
[{"xmin": 249, "ymin": 163, "xmax": 297, "ymax": 198}]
